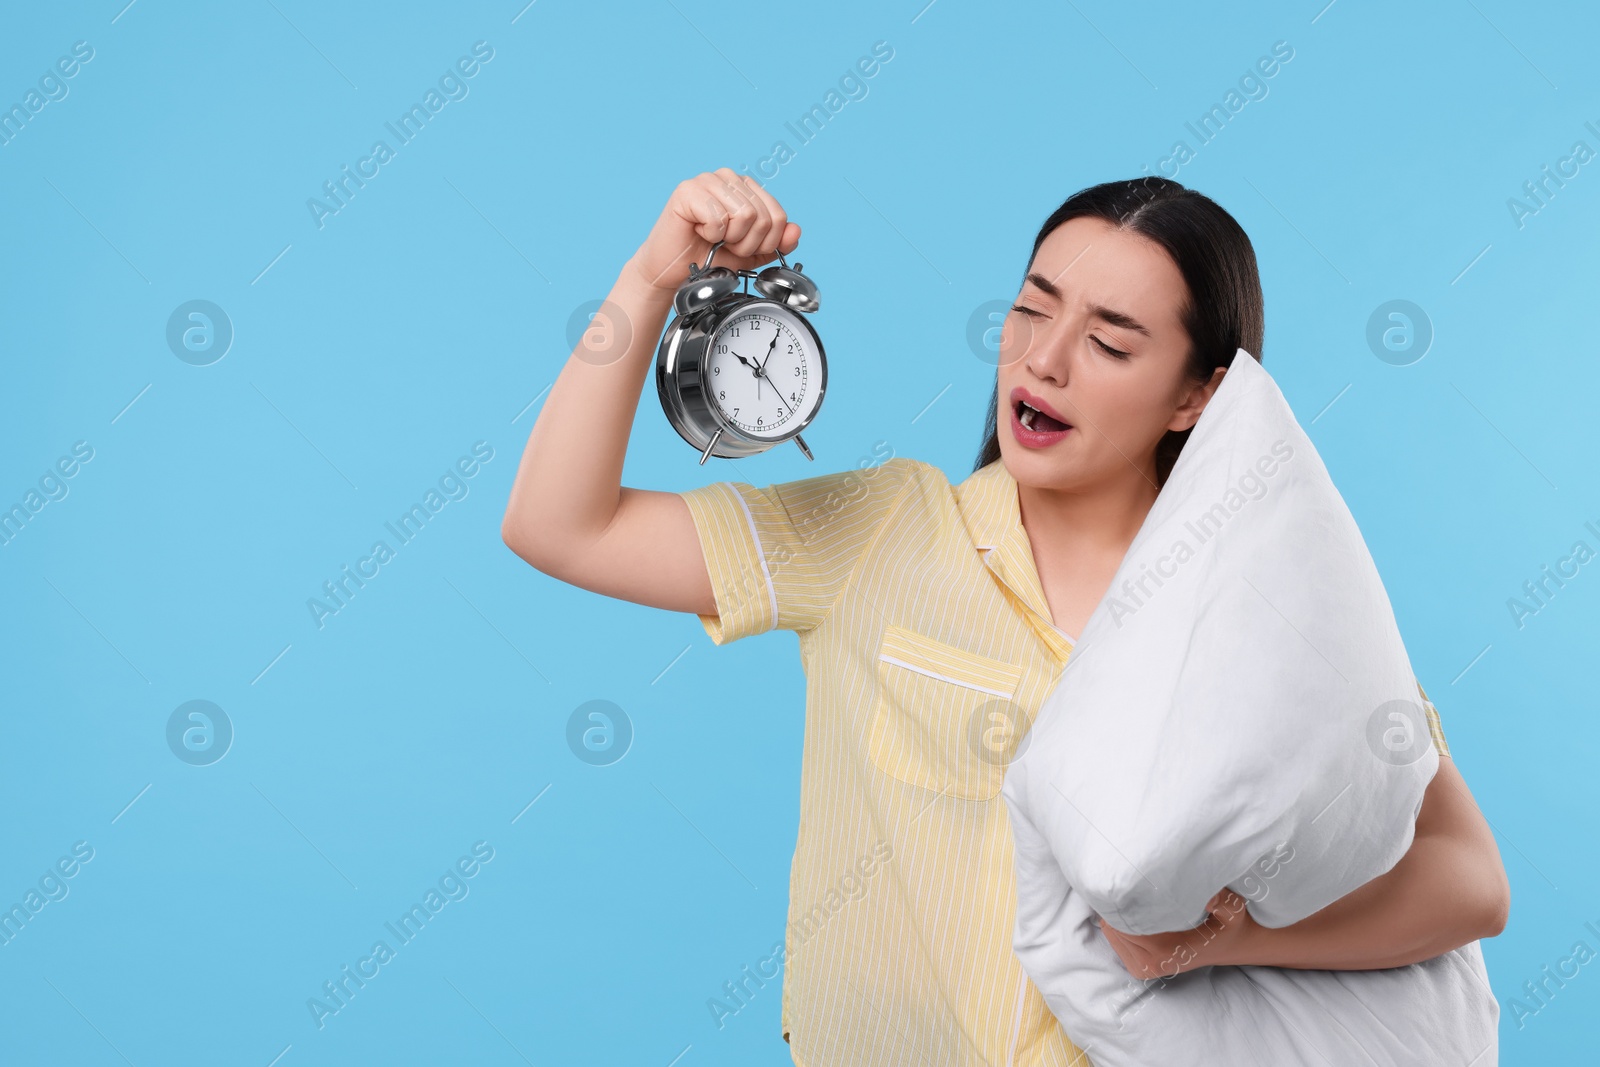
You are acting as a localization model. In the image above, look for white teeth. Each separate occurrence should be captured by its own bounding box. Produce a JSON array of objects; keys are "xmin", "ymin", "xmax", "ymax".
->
[{"xmin": 1020, "ymin": 404, "xmax": 1037, "ymax": 429}]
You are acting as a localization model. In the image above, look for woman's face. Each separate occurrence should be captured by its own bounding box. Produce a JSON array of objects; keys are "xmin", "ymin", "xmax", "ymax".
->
[{"xmin": 997, "ymin": 214, "xmax": 1222, "ymax": 492}]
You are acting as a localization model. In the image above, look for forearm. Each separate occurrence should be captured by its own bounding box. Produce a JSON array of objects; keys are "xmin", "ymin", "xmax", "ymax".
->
[
  {"xmin": 1101, "ymin": 753, "xmax": 1509, "ymax": 980},
  {"xmin": 501, "ymin": 258, "xmax": 675, "ymax": 557},
  {"xmin": 1232, "ymin": 830, "xmax": 1500, "ymax": 970}
]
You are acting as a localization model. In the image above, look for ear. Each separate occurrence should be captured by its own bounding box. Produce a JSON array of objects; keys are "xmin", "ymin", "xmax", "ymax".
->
[{"xmin": 1168, "ymin": 366, "xmax": 1226, "ymax": 432}]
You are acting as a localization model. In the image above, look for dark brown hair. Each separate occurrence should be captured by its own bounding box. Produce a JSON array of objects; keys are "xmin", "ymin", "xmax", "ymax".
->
[{"xmin": 974, "ymin": 177, "xmax": 1265, "ymax": 485}]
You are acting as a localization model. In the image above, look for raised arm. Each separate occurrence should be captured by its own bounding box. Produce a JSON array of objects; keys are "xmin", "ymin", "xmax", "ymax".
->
[{"xmin": 499, "ymin": 169, "xmax": 800, "ymax": 616}]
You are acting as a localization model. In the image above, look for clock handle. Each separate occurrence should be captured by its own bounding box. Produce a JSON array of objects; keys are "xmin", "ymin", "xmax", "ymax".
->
[
  {"xmin": 698, "ymin": 427, "xmax": 723, "ymax": 465},
  {"xmin": 793, "ymin": 434, "xmax": 813, "ymax": 461},
  {"xmin": 698, "ymin": 240, "xmax": 724, "ymax": 274}
]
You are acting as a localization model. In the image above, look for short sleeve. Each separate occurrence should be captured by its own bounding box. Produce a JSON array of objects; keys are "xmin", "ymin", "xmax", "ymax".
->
[
  {"xmin": 1416, "ymin": 680, "xmax": 1450, "ymax": 758},
  {"xmin": 678, "ymin": 457, "xmax": 917, "ymax": 644}
]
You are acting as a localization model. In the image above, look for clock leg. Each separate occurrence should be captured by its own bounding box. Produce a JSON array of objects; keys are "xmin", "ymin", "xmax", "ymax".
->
[
  {"xmin": 698, "ymin": 428, "xmax": 723, "ymax": 465},
  {"xmin": 793, "ymin": 434, "xmax": 813, "ymax": 461}
]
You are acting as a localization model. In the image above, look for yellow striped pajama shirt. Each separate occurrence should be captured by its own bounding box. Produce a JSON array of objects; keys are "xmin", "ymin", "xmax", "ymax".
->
[{"xmin": 679, "ymin": 455, "xmax": 1449, "ymax": 1067}]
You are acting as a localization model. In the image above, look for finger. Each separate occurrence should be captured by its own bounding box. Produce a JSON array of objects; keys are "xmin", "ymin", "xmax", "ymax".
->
[
  {"xmin": 713, "ymin": 168, "xmax": 771, "ymax": 259},
  {"xmin": 682, "ymin": 174, "xmax": 741, "ymax": 250},
  {"xmin": 735, "ymin": 173, "xmax": 789, "ymax": 259},
  {"xmin": 732, "ymin": 179, "xmax": 777, "ymax": 260},
  {"xmin": 701, "ymin": 170, "xmax": 760, "ymax": 257},
  {"xmin": 1212, "ymin": 888, "xmax": 1245, "ymax": 915},
  {"xmin": 742, "ymin": 178, "xmax": 801, "ymax": 257},
  {"xmin": 681, "ymin": 181, "xmax": 732, "ymax": 248}
]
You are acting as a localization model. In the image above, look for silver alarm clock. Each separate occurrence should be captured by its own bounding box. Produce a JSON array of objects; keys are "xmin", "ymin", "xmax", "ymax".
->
[{"xmin": 656, "ymin": 240, "xmax": 826, "ymax": 464}]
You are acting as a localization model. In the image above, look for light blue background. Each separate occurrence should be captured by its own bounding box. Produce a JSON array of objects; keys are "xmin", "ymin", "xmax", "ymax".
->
[{"xmin": 2, "ymin": 1, "xmax": 1596, "ymax": 1063}]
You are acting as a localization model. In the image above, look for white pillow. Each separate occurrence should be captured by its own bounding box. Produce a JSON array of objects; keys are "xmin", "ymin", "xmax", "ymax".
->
[
  {"xmin": 1001, "ymin": 347, "xmax": 1498, "ymax": 1064},
  {"xmin": 1007, "ymin": 812, "xmax": 1498, "ymax": 1067},
  {"xmin": 1006, "ymin": 346, "xmax": 1438, "ymax": 933}
]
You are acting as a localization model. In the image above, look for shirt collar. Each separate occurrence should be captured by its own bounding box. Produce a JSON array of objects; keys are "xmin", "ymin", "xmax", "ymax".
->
[
  {"xmin": 955, "ymin": 457, "xmax": 1015, "ymax": 552},
  {"xmin": 955, "ymin": 460, "xmax": 1076, "ymax": 663}
]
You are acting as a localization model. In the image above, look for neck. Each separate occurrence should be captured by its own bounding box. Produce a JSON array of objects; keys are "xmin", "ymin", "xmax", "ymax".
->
[{"xmin": 1015, "ymin": 464, "xmax": 1161, "ymax": 558}]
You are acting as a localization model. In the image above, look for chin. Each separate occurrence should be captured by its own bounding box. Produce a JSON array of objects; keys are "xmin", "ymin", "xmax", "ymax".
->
[
  {"xmin": 999, "ymin": 436, "xmax": 1030, "ymax": 471},
  {"xmin": 1000, "ymin": 441, "xmax": 1075, "ymax": 489}
]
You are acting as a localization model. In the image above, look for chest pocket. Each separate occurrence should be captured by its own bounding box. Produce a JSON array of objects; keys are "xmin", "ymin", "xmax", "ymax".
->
[{"xmin": 867, "ymin": 624, "xmax": 1028, "ymax": 801}]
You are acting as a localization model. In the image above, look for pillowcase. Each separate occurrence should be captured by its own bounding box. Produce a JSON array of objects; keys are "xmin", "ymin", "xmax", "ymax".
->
[
  {"xmin": 1007, "ymin": 801, "xmax": 1499, "ymax": 1066},
  {"xmin": 1003, "ymin": 346, "xmax": 1438, "ymax": 936},
  {"xmin": 999, "ymin": 347, "xmax": 1498, "ymax": 1065}
]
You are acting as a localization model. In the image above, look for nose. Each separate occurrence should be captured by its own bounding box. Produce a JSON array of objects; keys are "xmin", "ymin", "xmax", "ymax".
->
[{"xmin": 1013, "ymin": 313, "xmax": 1075, "ymax": 388}]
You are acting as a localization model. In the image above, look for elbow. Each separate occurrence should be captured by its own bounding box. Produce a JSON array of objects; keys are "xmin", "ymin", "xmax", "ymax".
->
[
  {"xmin": 500, "ymin": 513, "xmax": 527, "ymax": 557},
  {"xmin": 1481, "ymin": 873, "xmax": 1511, "ymax": 939},
  {"xmin": 1466, "ymin": 838, "xmax": 1511, "ymax": 941},
  {"xmin": 500, "ymin": 513, "xmax": 524, "ymax": 553},
  {"xmin": 1479, "ymin": 827, "xmax": 1512, "ymax": 939},
  {"xmin": 501, "ymin": 516, "xmax": 556, "ymax": 574}
]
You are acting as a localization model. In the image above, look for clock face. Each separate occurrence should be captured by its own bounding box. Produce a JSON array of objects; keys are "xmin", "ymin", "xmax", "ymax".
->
[{"xmin": 703, "ymin": 304, "xmax": 822, "ymax": 440}]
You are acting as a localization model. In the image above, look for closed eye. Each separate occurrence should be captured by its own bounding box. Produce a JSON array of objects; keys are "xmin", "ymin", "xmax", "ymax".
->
[
  {"xmin": 1011, "ymin": 305, "xmax": 1131, "ymax": 359},
  {"xmin": 1093, "ymin": 336, "xmax": 1130, "ymax": 359}
]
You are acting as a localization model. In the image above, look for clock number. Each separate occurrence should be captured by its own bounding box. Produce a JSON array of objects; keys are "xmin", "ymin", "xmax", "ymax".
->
[
  {"xmin": 718, "ymin": 390, "xmax": 726, "ymax": 400},
  {"xmin": 792, "ymin": 365, "xmax": 800, "ymax": 376},
  {"xmin": 729, "ymin": 326, "xmax": 740, "ymax": 337},
  {"xmin": 790, "ymin": 392, "xmax": 798, "ymax": 403},
  {"xmin": 757, "ymin": 416, "xmax": 763, "ymax": 426},
  {"xmin": 787, "ymin": 344, "xmax": 794, "ymax": 353},
  {"xmin": 733, "ymin": 407, "xmax": 739, "ymax": 416},
  {"xmin": 712, "ymin": 365, "xmax": 720, "ymax": 375},
  {"xmin": 716, "ymin": 344, "xmax": 728, "ymax": 354},
  {"xmin": 750, "ymin": 320, "xmax": 761, "ymax": 330}
]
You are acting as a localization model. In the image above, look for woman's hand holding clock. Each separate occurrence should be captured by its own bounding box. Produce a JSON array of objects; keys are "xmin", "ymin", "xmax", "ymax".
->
[
  {"xmin": 646, "ymin": 168, "xmax": 824, "ymax": 460},
  {"xmin": 499, "ymin": 167, "xmax": 819, "ymax": 620},
  {"xmin": 627, "ymin": 167, "xmax": 801, "ymax": 293}
]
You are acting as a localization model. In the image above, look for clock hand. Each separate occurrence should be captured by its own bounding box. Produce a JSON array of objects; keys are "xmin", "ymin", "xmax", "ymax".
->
[
  {"xmin": 729, "ymin": 348, "xmax": 769, "ymax": 402},
  {"xmin": 756, "ymin": 332, "xmax": 780, "ymax": 373},
  {"xmin": 751, "ymin": 329, "xmax": 786, "ymax": 402},
  {"xmin": 751, "ymin": 357, "xmax": 794, "ymax": 418}
]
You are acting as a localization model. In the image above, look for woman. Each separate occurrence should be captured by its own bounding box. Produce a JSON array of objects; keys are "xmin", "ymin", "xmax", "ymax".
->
[{"xmin": 500, "ymin": 169, "xmax": 1510, "ymax": 1066}]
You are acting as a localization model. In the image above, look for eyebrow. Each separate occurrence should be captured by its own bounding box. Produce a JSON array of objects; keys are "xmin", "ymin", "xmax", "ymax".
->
[{"xmin": 1023, "ymin": 272, "xmax": 1151, "ymax": 336}]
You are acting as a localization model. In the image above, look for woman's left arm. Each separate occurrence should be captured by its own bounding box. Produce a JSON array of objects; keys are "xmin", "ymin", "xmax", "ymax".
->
[{"xmin": 1100, "ymin": 756, "xmax": 1511, "ymax": 977}]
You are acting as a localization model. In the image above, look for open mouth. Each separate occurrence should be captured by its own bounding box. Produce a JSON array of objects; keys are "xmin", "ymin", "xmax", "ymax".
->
[{"xmin": 1015, "ymin": 398, "xmax": 1073, "ymax": 433}]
